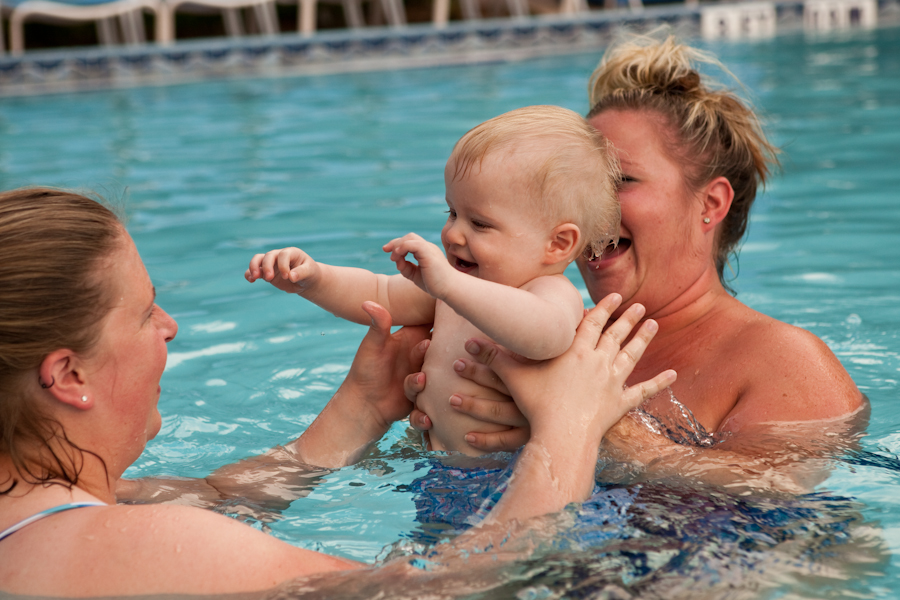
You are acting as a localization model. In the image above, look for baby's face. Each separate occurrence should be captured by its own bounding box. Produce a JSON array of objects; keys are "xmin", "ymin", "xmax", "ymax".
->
[{"xmin": 441, "ymin": 153, "xmax": 556, "ymax": 288}]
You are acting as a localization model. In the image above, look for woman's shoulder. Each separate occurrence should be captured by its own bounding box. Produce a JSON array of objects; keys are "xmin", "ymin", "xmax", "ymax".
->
[
  {"xmin": 722, "ymin": 299, "xmax": 841, "ymax": 360},
  {"xmin": 0, "ymin": 501, "xmax": 357, "ymax": 596},
  {"xmin": 713, "ymin": 298, "xmax": 863, "ymax": 429}
]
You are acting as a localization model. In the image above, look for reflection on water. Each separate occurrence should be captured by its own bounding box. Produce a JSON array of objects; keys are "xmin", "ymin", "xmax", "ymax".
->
[
  {"xmin": 1, "ymin": 23, "xmax": 898, "ymax": 600},
  {"xmin": 264, "ymin": 396, "xmax": 891, "ymax": 600},
  {"xmin": 267, "ymin": 485, "xmax": 888, "ymax": 600},
  {"xmin": 629, "ymin": 389, "xmax": 722, "ymax": 448}
]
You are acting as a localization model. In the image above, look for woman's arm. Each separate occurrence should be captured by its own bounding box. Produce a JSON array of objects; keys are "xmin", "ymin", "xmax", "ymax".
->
[
  {"xmin": 468, "ymin": 295, "xmax": 676, "ymax": 523},
  {"xmin": 118, "ymin": 302, "xmax": 431, "ymax": 507},
  {"xmin": 31, "ymin": 298, "xmax": 670, "ymax": 598},
  {"xmin": 427, "ymin": 342, "xmax": 861, "ymax": 494}
]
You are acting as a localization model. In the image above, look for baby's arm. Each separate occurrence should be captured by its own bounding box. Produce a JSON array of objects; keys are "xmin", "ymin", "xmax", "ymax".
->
[
  {"xmin": 385, "ymin": 235, "xmax": 583, "ymax": 360},
  {"xmin": 448, "ymin": 275, "xmax": 583, "ymax": 359},
  {"xmin": 246, "ymin": 247, "xmax": 435, "ymax": 325}
]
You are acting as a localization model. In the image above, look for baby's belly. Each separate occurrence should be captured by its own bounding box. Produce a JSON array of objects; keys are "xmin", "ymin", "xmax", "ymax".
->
[{"xmin": 418, "ymin": 310, "xmax": 511, "ymax": 456}]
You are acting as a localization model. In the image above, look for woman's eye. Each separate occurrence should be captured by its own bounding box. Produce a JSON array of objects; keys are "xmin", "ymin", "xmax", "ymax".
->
[{"xmin": 619, "ymin": 175, "xmax": 637, "ymax": 185}]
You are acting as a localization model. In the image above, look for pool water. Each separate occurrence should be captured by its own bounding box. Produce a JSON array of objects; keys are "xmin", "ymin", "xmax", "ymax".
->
[{"xmin": 1, "ymin": 26, "xmax": 899, "ymax": 599}]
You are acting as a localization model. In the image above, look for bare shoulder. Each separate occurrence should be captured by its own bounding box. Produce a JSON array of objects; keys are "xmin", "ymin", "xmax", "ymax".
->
[
  {"xmin": 521, "ymin": 275, "xmax": 585, "ymax": 311},
  {"xmin": 718, "ymin": 301, "xmax": 863, "ymax": 431},
  {"xmin": 1, "ymin": 502, "xmax": 359, "ymax": 596}
]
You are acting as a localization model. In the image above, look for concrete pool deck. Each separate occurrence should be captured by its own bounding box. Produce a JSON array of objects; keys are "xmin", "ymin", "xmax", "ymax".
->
[{"xmin": 0, "ymin": 0, "xmax": 898, "ymax": 96}]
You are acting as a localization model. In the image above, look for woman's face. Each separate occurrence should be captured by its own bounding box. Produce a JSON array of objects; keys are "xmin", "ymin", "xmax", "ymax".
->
[
  {"xmin": 84, "ymin": 233, "xmax": 178, "ymax": 471},
  {"xmin": 578, "ymin": 109, "xmax": 709, "ymax": 317}
]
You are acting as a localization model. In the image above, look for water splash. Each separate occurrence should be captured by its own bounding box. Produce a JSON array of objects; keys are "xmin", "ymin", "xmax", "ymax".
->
[{"xmin": 629, "ymin": 388, "xmax": 724, "ymax": 448}]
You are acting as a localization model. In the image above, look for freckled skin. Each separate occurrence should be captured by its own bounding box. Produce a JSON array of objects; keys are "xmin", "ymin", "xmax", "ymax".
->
[{"xmin": 577, "ymin": 109, "xmax": 862, "ymax": 437}]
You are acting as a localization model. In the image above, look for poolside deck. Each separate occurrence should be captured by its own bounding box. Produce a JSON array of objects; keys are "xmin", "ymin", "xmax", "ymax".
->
[{"xmin": 0, "ymin": 0, "xmax": 897, "ymax": 96}]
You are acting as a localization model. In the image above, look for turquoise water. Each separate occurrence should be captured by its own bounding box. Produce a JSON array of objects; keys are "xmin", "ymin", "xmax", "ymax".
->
[{"xmin": 1, "ymin": 26, "xmax": 899, "ymax": 598}]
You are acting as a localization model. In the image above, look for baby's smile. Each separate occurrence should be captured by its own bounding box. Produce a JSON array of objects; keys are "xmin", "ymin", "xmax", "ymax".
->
[{"xmin": 453, "ymin": 256, "xmax": 477, "ymax": 273}]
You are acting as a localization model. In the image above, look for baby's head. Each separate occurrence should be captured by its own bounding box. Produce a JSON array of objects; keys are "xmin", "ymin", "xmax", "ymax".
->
[{"xmin": 442, "ymin": 106, "xmax": 620, "ymax": 285}]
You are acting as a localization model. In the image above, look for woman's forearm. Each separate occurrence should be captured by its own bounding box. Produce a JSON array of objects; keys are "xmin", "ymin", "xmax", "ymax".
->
[{"xmin": 483, "ymin": 434, "xmax": 599, "ymax": 525}]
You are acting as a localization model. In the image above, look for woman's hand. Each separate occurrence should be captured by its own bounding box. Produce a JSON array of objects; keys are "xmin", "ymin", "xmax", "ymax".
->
[
  {"xmin": 470, "ymin": 294, "xmax": 676, "ymax": 449},
  {"xmin": 478, "ymin": 293, "xmax": 676, "ymax": 525},
  {"xmin": 405, "ymin": 358, "xmax": 531, "ymax": 450},
  {"xmin": 289, "ymin": 301, "xmax": 431, "ymax": 468}
]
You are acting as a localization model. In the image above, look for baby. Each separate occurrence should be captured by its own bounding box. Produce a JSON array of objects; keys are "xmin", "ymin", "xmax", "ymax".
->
[{"xmin": 246, "ymin": 105, "xmax": 620, "ymax": 456}]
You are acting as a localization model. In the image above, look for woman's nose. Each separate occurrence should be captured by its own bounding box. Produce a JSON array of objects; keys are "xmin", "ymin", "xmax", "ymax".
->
[{"xmin": 157, "ymin": 305, "xmax": 179, "ymax": 342}]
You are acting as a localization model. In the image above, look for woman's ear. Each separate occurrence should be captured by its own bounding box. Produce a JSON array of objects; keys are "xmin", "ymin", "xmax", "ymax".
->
[
  {"xmin": 701, "ymin": 176, "xmax": 735, "ymax": 230},
  {"xmin": 39, "ymin": 350, "xmax": 92, "ymax": 410},
  {"xmin": 544, "ymin": 223, "xmax": 582, "ymax": 265}
]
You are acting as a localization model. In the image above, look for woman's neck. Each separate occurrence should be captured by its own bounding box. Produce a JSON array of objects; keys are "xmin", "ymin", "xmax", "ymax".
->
[
  {"xmin": 644, "ymin": 266, "xmax": 733, "ymax": 340},
  {"xmin": 0, "ymin": 452, "xmax": 114, "ymax": 504}
]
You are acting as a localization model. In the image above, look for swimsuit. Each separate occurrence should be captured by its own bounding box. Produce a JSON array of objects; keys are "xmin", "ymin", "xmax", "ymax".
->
[{"xmin": 0, "ymin": 501, "xmax": 106, "ymax": 542}]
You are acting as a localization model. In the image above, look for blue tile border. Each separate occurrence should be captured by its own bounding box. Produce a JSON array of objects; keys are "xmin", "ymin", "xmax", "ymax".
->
[{"xmin": 0, "ymin": 0, "xmax": 897, "ymax": 96}]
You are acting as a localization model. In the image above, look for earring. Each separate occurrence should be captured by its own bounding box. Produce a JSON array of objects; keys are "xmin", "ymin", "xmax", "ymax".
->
[
  {"xmin": 703, "ymin": 217, "xmax": 711, "ymax": 224},
  {"xmin": 80, "ymin": 396, "xmax": 88, "ymax": 403},
  {"xmin": 39, "ymin": 376, "xmax": 55, "ymax": 389}
]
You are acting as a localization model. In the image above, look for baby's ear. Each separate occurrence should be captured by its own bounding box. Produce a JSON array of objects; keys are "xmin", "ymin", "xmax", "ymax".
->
[{"xmin": 544, "ymin": 224, "xmax": 581, "ymax": 265}]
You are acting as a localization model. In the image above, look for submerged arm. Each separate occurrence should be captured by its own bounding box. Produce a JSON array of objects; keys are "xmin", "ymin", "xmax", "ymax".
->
[
  {"xmin": 457, "ymin": 296, "xmax": 675, "ymax": 524},
  {"xmin": 119, "ymin": 302, "xmax": 430, "ymax": 509}
]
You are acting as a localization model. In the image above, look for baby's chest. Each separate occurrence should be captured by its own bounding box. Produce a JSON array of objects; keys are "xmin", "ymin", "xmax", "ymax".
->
[{"xmin": 427, "ymin": 301, "xmax": 490, "ymax": 360}]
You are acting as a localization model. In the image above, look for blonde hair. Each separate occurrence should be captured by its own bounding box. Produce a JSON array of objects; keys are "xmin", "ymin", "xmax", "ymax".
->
[
  {"xmin": 0, "ymin": 187, "xmax": 123, "ymax": 494},
  {"xmin": 588, "ymin": 33, "xmax": 779, "ymax": 289},
  {"xmin": 449, "ymin": 105, "xmax": 621, "ymax": 260}
]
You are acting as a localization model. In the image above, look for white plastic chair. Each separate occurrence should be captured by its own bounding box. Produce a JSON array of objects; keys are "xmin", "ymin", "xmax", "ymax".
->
[
  {"xmin": 9, "ymin": 0, "xmax": 161, "ymax": 54},
  {"xmin": 431, "ymin": 0, "xmax": 528, "ymax": 28},
  {"xmin": 293, "ymin": 0, "xmax": 405, "ymax": 36},
  {"xmin": 157, "ymin": 0, "xmax": 278, "ymax": 42},
  {"xmin": 1, "ymin": 2, "xmax": 7, "ymax": 54}
]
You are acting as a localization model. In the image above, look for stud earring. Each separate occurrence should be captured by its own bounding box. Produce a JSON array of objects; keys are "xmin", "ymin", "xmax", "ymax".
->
[
  {"xmin": 703, "ymin": 217, "xmax": 711, "ymax": 224},
  {"xmin": 80, "ymin": 396, "xmax": 88, "ymax": 403}
]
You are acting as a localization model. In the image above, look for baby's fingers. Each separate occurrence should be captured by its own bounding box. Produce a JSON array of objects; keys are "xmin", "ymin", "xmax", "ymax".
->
[{"xmin": 245, "ymin": 253, "xmax": 266, "ymax": 282}]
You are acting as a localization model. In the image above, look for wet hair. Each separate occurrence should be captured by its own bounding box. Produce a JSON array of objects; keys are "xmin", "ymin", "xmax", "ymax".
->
[
  {"xmin": 449, "ymin": 105, "xmax": 621, "ymax": 260},
  {"xmin": 0, "ymin": 187, "xmax": 123, "ymax": 494},
  {"xmin": 587, "ymin": 33, "xmax": 779, "ymax": 290}
]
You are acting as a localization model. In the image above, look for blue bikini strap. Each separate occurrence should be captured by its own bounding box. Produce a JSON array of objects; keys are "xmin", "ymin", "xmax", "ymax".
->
[{"xmin": 0, "ymin": 501, "xmax": 107, "ymax": 542}]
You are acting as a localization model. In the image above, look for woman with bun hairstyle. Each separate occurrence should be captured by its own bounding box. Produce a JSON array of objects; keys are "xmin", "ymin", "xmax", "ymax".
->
[
  {"xmin": 0, "ymin": 187, "xmax": 673, "ymax": 595},
  {"xmin": 410, "ymin": 35, "xmax": 863, "ymax": 489}
]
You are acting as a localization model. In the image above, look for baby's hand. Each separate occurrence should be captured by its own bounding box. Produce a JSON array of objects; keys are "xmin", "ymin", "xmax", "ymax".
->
[
  {"xmin": 383, "ymin": 233, "xmax": 453, "ymax": 299},
  {"xmin": 246, "ymin": 247, "xmax": 321, "ymax": 295}
]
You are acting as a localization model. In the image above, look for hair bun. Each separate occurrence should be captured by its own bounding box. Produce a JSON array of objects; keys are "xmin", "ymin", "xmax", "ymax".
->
[{"xmin": 665, "ymin": 70, "xmax": 701, "ymax": 94}]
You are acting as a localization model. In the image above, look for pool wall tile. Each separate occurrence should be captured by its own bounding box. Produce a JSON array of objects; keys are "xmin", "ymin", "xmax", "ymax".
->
[{"xmin": 0, "ymin": 0, "xmax": 898, "ymax": 96}]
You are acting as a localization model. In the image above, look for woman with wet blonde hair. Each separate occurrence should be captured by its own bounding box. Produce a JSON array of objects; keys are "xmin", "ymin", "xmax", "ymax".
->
[
  {"xmin": 410, "ymin": 34, "xmax": 863, "ymax": 489},
  {"xmin": 0, "ymin": 187, "xmax": 672, "ymax": 595}
]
